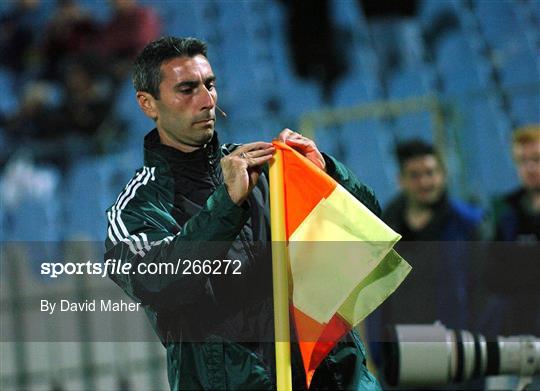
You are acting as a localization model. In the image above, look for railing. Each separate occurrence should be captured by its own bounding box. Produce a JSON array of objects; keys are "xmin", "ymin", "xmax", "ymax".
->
[{"xmin": 298, "ymin": 82, "xmax": 540, "ymax": 203}]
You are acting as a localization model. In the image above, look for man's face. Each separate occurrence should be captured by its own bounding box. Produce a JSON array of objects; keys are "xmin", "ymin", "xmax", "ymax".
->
[
  {"xmin": 513, "ymin": 139, "xmax": 540, "ymax": 191},
  {"xmin": 399, "ymin": 155, "xmax": 446, "ymax": 207},
  {"xmin": 149, "ymin": 55, "xmax": 217, "ymax": 150}
]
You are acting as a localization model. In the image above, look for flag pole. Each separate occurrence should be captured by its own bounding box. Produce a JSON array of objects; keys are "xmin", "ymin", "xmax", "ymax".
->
[{"xmin": 269, "ymin": 147, "xmax": 293, "ymax": 391}]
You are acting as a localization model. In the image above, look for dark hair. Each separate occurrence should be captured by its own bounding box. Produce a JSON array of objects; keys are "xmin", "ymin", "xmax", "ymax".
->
[
  {"xmin": 395, "ymin": 139, "xmax": 444, "ymax": 171},
  {"xmin": 132, "ymin": 36, "xmax": 208, "ymax": 98}
]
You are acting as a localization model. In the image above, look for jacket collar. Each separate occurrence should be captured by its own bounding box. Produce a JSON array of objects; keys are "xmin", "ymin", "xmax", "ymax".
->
[{"xmin": 143, "ymin": 128, "xmax": 221, "ymax": 168}]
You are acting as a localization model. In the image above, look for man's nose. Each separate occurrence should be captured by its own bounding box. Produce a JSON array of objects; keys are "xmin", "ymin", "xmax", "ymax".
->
[
  {"xmin": 418, "ymin": 174, "xmax": 432, "ymax": 187},
  {"xmin": 199, "ymin": 85, "xmax": 216, "ymax": 110}
]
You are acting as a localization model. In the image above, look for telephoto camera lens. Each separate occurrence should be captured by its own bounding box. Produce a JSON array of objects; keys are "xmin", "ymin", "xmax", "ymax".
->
[{"xmin": 383, "ymin": 322, "xmax": 540, "ymax": 388}]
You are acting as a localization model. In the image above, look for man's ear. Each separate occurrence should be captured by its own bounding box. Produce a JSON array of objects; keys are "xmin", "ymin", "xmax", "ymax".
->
[{"xmin": 136, "ymin": 91, "xmax": 158, "ymax": 120}]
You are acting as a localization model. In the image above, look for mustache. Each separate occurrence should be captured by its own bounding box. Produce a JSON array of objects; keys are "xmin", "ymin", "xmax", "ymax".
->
[{"xmin": 193, "ymin": 114, "xmax": 216, "ymax": 123}]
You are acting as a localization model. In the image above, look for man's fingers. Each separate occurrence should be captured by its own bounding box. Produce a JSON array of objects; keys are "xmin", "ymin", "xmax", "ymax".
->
[
  {"xmin": 231, "ymin": 142, "xmax": 274, "ymax": 163},
  {"xmin": 285, "ymin": 137, "xmax": 309, "ymax": 146},
  {"xmin": 237, "ymin": 141, "xmax": 274, "ymax": 153},
  {"xmin": 246, "ymin": 154, "xmax": 273, "ymax": 166},
  {"xmin": 277, "ymin": 128, "xmax": 310, "ymax": 147},
  {"xmin": 276, "ymin": 130, "xmax": 326, "ymax": 171},
  {"xmin": 284, "ymin": 137, "xmax": 313, "ymax": 151},
  {"xmin": 277, "ymin": 128, "xmax": 294, "ymax": 142},
  {"xmin": 243, "ymin": 148, "xmax": 275, "ymax": 159}
]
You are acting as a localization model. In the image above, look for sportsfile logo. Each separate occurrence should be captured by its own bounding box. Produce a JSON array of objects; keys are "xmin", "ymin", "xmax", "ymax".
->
[{"xmin": 40, "ymin": 259, "xmax": 242, "ymax": 278}]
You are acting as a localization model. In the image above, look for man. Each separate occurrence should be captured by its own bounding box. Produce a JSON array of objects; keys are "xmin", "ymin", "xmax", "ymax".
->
[
  {"xmin": 478, "ymin": 125, "xmax": 540, "ymax": 338},
  {"xmin": 368, "ymin": 139, "xmax": 483, "ymax": 371},
  {"xmin": 105, "ymin": 36, "xmax": 382, "ymax": 390},
  {"xmin": 493, "ymin": 125, "xmax": 540, "ymax": 242},
  {"xmin": 383, "ymin": 139, "xmax": 482, "ymax": 243}
]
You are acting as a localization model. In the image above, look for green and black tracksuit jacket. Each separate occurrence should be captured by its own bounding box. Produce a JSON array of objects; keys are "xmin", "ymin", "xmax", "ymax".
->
[{"xmin": 105, "ymin": 129, "xmax": 383, "ymax": 390}]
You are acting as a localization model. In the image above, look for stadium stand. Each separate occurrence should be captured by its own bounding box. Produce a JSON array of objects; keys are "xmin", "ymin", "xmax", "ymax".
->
[{"xmin": 1, "ymin": 1, "xmax": 538, "ymax": 389}]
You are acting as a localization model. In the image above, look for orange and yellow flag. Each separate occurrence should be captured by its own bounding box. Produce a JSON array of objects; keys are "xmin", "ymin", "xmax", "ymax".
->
[{"xmin": 270, "ymin": 141, "xmax": 411, "ymax": 388}]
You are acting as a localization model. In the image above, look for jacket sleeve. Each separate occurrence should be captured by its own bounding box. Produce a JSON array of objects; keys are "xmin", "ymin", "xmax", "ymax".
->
[
  {"xmin": 105, "ymin": 183, "xmax": 249, "ymax": 312},
  {"xmin": 322, "ymin": 153, "xmax": 382, "ymax": 217}
]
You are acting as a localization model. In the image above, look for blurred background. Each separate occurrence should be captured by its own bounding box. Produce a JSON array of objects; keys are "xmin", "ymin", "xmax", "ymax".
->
[{"xmin": 0, "ymin": 0, "xmax": 538, "ymax": 390}]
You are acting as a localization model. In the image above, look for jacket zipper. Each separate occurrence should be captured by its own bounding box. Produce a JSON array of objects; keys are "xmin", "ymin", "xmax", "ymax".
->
[
  {"xmin": 206, "ymin": 149, "xmax": 221, "ymax": 189},
  {"xmin": 208, "ymin": 147, "xmax": 257, "ymax": 264}
]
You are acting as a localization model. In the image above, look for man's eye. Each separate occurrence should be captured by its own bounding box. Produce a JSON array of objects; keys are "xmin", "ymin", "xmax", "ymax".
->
[
  {"xmin": 180, "ymin": 89, "xmax": 193, "ymax": 94},
  {"xmin": 206, "ymin": 82, "xmax": 216, "ymax": 90}
]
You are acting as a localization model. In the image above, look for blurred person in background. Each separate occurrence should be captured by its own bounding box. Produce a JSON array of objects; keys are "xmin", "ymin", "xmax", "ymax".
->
[
  {"xmin": 281, "ymin": 0, "xmax": 348, "ymax": 98},
  {"xmin": 477, "ymin": 125, "xmax": 540, "ymax": 338},
  {"xmin": 382, "ymin": 139, "xmax": 483, "ymax": 243},
  {"xmin": 98, "ymin": 0, "xmax": 161, "ymax": 84},
  {"xmin": 492, "ymin": 125, "xmax": 540, "ymax": 242},
  {"xmin": 0, "ymin": 0, "xmax": 42, "ymax": 82},
  {"xmin": 53, "ymin": 57, "xmax": 116, "ymax": 142},
  {"xmin": 3, "ymin": 82, "xmax": 61, "ymax": 161},
  {"xmin": 3, "ymin": 57, "xmax": 122, "ymax": 170},
  {"xmin": 4, "ymin": 82, "xmax": 56, "ymax": 138},
  {"xmin": 40, "ymin": 0, "xmax": 99, "ymax": 81},
  {"xmin": 367, "ymin": 139, "xmax": 483, "ymax": 379}
]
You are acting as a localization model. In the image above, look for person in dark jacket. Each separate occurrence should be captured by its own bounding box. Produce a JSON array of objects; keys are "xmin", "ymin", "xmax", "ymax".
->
[
  {"xmin": 367, "ymin": 139, "xmax": 483, "ymax": 376},
  {"xmin": 382, "ymin": 139, "xmax": 482, "ymax": 243},
  {"xmin": 493, "ymin": 125, "xmax": 540, "ymax": 242},
  {"xmin": 104, "ymin": 36, "xmax": 382, "ymax": 390},
  {"xmin": 478, "ymin": 125, "xmax": 540, "ymax": 338}
]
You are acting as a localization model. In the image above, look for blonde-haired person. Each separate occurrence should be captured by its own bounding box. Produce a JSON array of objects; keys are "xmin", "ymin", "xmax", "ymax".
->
[
  {"xmin": 509, "ymin": 124, "xmax": 540, "ymax": 220},
  {"xmin": 478, "ymin": 124, "xmax": 540, "ymax": 338},
  {"xmin": 492, "ymin": 124, "xmax": 540, "ymax": 242},
  {"xmin": 477, "ymin": 124, "xmax": 540, "ymax": 391}
]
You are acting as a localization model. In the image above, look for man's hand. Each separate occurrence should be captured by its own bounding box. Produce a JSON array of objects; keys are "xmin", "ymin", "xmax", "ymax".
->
[
  {"xmin": 221, "ymin": 142, "xmax": 275, "ymax": 205},
  {"xmin": 277, "ymin": 128, "xmax": 326, "ymax": 171}
]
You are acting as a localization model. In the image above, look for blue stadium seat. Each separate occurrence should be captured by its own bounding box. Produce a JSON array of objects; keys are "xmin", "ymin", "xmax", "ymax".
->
[
  {"xmin": 499, "ymin": 49, "xmax": 539, "ymax": 87},
  {"xmin": 339, "ymin": 120, "xmax": 398, "ymax": 206},
  {"xmin": 64, "ymin": 158, "xmax": 108, "ymax": 241},
  {"xmin": 332, "ymin": 71, "xmax": 381, "ymax": 107},
  {"xmin": 436, "ymin": 32, "xmax": 486, "ymax": 94},
  {"xmin": 276, "ymin": 79, "xmax": 323, "ymax": 118},
  {"xmin": 223, "ymin": 117, "xmax": 279, "ymax": 145},
  {"xmin": 332, "ymin": 0, "xmax": 365, "ymax": 28},
  {"xmin": 388, "ymin": 67, "xmax": 434, "ymax": 98},
  {"xmin": 532, "ymin": 0, "xmax": 540, "ymax": 22},
  {"xmin": 474, "ymin": 0, "xmax": 526, "ymax": 53},
  {"xmin": 331, "ymin": 0, "xmax": 370, "ymax": 66},
  {"xmin": 0, "ymin": 69, "xmax": 19, "ymax": 114},
  {"xmin": 387, "ymin": 68, "xmax": 435, "ymax": 141},
  {"xmin": 3, "ymin": 193, "xmax": 61, "ymax": 242},
  {"xmin": 114, "ymin": 79, "xmax": 155, "ymax": 149},
  {"xmin": 513, "ymin": 1, "xmax": 540, "ymax": 50},
  {"xmin": 162, "ymin": 1, "xmax": 201, "ymax": 37},
  {"xmin": 64, "ymin": 153, "xmax": 138, "ymax": 242},
  {"xmin": 509, "ymin": 94, "xmax": 540, "ymax": 126},
  {"xmin": 418, "ymin": 0, "xmax": 460, "ymax": 27},
  {"xmin": 394, "ymin": 112, "xmax": 433, "ymax": 142},
  {"xmin": 456, "ymin": 97, "xmax": 517, "ymax": 198},
  {"xmin": 219, "ymin": 80, "xmax": 277, "ymax": 121},
  {"xmin": 215, "ymin": 0, "xmax": 248, "ymax": 32},
  {"xmin": 399, "ymin": 20, "xmax": 427, "ymax": 69},
  {"xmin": 313, "ymin": 125, "xmax": 342, "ymax": 159},
  {"xmin": 1, "ymin": 155, "xmax": 62, "ymax": 244}
]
